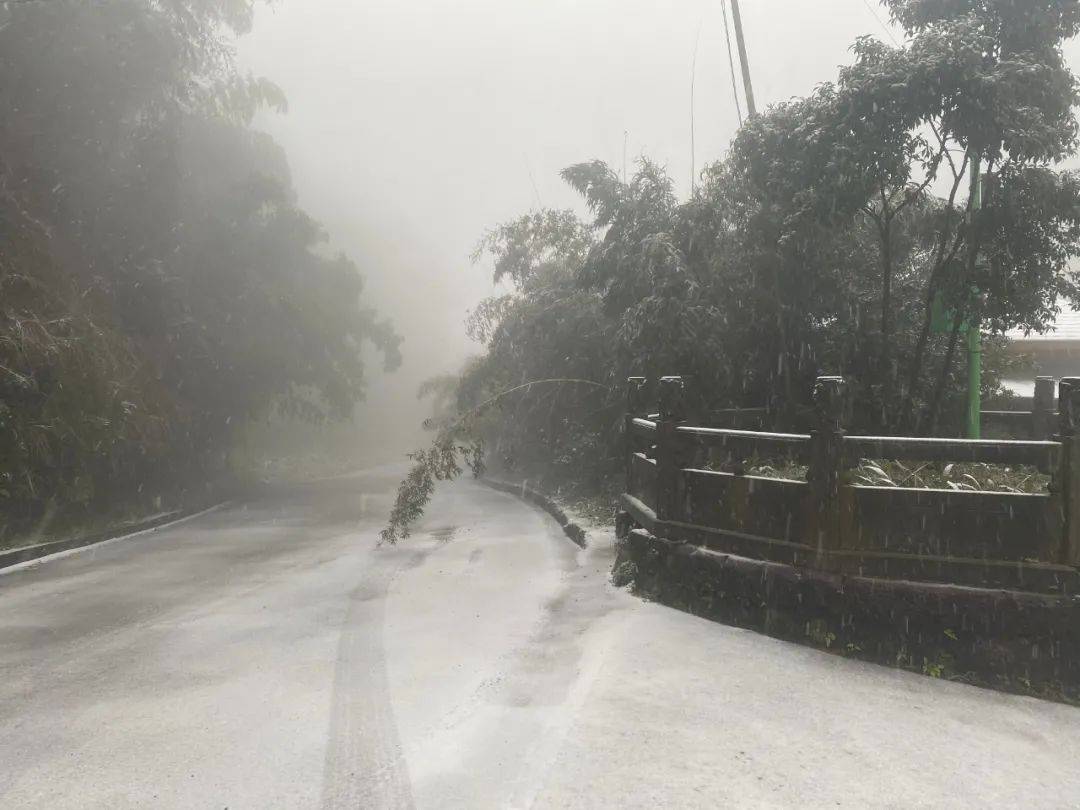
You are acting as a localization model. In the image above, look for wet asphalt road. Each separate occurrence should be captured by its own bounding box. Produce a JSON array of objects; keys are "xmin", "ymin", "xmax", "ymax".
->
[
  {"xmin": 0, "ymin": 468, "xmax": 493, "ymax": 808},
  {"xmin": 2, "ymin": 469, "xmax": 1079, "ymax": 809}
]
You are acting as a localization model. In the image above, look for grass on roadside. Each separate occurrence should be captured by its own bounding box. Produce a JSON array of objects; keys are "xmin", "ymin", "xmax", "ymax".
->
[{"xmin": 710, "ymin": 456, "xmax": 1050, "ymax": 494}]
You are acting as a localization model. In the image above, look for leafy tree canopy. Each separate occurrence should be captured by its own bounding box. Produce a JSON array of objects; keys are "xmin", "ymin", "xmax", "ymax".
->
[
  {"xmin": 384, "ymin": 0, "xmax": 1080, "ymax": 541},
  {"xmin": 1, "ymin": 1, "xmax": 399, "ymax": 533}
]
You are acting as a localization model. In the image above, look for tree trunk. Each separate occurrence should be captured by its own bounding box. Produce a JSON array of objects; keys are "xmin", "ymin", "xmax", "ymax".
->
[
  {"xmin": 898, "ymin": 152, "xmax": 972, "ymax": 430},
  {"xmin": 879, "ymin": 217, "xmax": 894, "ymax": 428},
  {"xmin": 923, "ymin": 315, "xmax": 963, "ymax": 435},
  {"xmin": 927, "ymin": 165, "xmax": 985, "ymax": 436},
  {"xmin": 899, "ymin": 284, "xmax": 936, "ymax": 432}
]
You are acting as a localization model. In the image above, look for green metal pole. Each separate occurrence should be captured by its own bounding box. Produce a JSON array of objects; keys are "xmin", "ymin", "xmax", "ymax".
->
[
  {"xmin": 966, "ymin": 158, "xmax": 982, "ymax": 439},
  {"xmin": 967, "ymin": 312, "xmax": 981, "ymax": 439}
]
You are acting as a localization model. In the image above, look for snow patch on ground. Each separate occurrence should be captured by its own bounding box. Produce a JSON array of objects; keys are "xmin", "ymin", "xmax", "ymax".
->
[{"xmin": 387, "ymin": 479, "xmax": 1080, "ymax": 809}]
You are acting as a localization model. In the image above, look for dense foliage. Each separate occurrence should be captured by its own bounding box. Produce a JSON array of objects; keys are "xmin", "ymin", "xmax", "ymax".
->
[
  {"xmin": 383, "ymin": 0, "xmax": 1080, "ymax": 540},
  {"xmin": 1, "ymin": 2, "xmax": 399, "ymax": 537}
]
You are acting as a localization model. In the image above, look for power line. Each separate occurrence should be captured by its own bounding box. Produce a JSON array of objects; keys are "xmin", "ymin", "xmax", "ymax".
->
[
  {"xmin": 859, "ymin": 0, "xmax": 899, "ymax": 45},
  {"xmin": 523, "ymin": 154, "xmax": 543, "ymax": 210},
  {"xmin": 623, "ymin": 130, "xmax": 628, "ymax": 183},
  {"xmin": 720, "ymin": 0, "xmax": 744, "ymax": 127},
  {"xmin": 690, "ymin": 19, "xmax": 702, "ymax": 193}
]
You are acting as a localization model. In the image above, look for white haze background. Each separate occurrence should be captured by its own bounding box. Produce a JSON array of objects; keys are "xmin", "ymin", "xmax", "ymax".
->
[{"xmin": 237, "ymin": 0, "xmax": 1080, "ymax": 455}]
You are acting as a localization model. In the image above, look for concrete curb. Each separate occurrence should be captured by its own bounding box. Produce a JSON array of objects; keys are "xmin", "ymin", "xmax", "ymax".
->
[
  {"xmin": 482, "ymin": 477, "xmax": 588, "ymax": 548},
  {"xmin": 0, "ymin": 501, "xmax": 228, "ymax": 574}
]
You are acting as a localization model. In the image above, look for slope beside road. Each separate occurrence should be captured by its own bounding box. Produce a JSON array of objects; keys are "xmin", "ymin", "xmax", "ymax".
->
[{"xmin": 1, "ymin": 470, "xmax": 1077, "ymax": 808}]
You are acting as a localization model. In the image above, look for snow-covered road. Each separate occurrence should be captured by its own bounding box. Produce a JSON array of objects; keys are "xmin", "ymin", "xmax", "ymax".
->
[{"xmin": 1, "ymin": 470, "xmax": 1077, "ymax": 808}]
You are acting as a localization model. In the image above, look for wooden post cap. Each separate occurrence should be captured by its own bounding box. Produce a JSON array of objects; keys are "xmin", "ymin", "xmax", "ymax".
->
[
  {"xmin": 813, "ymin": 376, "xmax": 848, "ymax": 432},
  {"xmin": 658, "ymin": 376, "xmax": 685, "ymax": 421},
  {"xmin": 626, "ymin": 377, "xmax": 647, "ymax": 416}
]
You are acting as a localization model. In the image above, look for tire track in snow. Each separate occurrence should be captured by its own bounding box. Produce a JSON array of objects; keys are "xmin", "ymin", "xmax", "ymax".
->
[{"xmin": 320, "ymin": 547, "xmax": 427, "ymax": 810}]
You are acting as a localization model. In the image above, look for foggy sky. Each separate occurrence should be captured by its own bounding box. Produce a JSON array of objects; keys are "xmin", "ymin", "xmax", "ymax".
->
[{"xmin": 237, "ymin": 1, "xmax": 1080, "ymax": 453}]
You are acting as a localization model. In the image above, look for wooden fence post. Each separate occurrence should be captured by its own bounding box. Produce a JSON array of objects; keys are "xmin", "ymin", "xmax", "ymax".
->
[
  {"xmin": 625, "ymin": 376, "xmax": 647, "ymax": 486},
  {"xmin": 680, "ymin": 374, "xmax": 701, "ymax": 423},
  {"xmin": 808, "ymin": 375, "xmax": 848, "ymax": 564},
  {"xmin": 655, "ymin": 376, "xmax": 685, "ymax": 523},
  {"xmin": 1057, "ymin": 378, "xmax": 1080, "ymax": 565},
  {"xmin": 1032, "ymin": 376, "xmax": 1055, "ymax": 439},
  {"xmin": 619, "ymin": 376, "xmax": 648, "ymax": 538},
  {"xmin": 626, "ymin": 376, "xmax": 648, "ymax": 419}
]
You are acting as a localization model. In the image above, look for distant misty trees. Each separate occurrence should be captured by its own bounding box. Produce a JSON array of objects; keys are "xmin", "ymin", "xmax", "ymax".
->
[
  {"xmin": 0, "ymin": 1, "xmax": 399, "ymax": 534},
  {"xmin": 383, "ymin": 0, "xmax": 1080, "ymax": 541}
]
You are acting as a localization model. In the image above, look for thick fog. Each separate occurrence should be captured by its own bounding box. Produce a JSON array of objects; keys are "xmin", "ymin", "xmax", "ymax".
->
[{"xmin": 237, "ymin": 1, "xmax": 1080, "ymax": 455}]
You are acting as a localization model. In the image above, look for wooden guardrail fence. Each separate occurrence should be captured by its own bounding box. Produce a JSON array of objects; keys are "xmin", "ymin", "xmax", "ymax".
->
[
  {"xmin": 620, "ymin": 375, "xmax": 1080, "ymax": 594},
  {"xmin": 981, "ymin": 375, "xmax": 1058, "ymax": 439}
]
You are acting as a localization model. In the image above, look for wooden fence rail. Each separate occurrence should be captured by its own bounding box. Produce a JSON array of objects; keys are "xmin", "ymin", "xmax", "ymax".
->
[
  {"xmin": 981, "ymin": 375, "xmax": 1057, "ymax": 439},
  {"xmin": 620, "ymin": 374, "xmax": 1080, "ymax": 595}
]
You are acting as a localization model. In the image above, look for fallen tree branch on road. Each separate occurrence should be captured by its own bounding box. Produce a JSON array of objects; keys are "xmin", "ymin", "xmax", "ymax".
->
[{"xmin": 380, "ymin": 378, "xmax": 610, "ymax": 544}]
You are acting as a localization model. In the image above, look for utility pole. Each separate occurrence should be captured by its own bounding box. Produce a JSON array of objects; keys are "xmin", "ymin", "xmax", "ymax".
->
[{"xmin": 729, "ymin": 0, "xmax": 757, "ymax": 116}]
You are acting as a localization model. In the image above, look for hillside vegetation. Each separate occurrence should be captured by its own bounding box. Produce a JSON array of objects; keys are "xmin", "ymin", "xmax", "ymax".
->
[
  {"xmin": 0, "ymin": 1, "xmax": 400, "ymax": 541},
  {"xmin": 384, "ymin": 0, "xmax": 1080, "ymax": 541}
]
